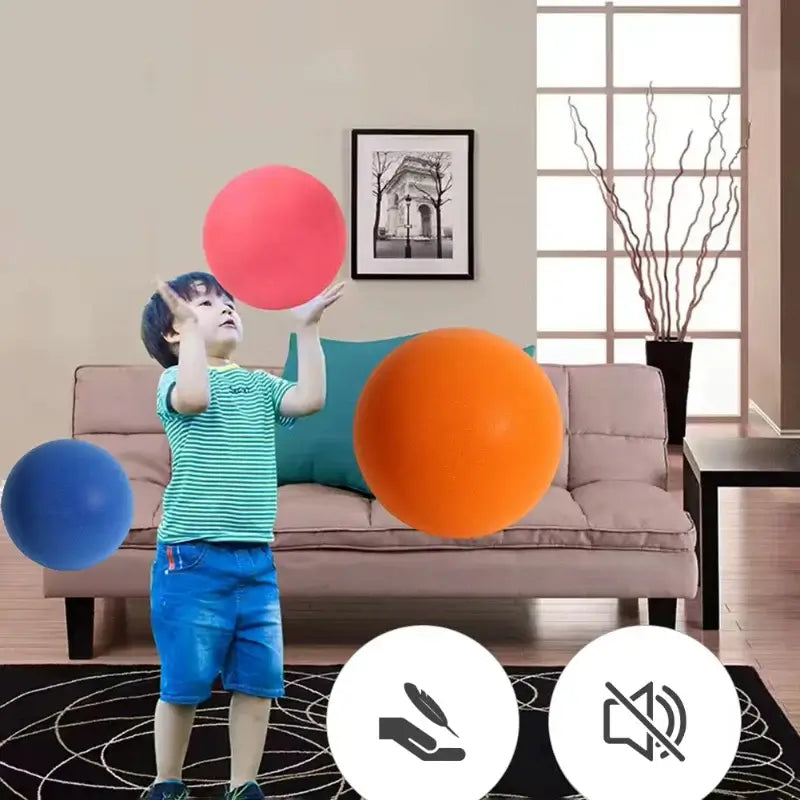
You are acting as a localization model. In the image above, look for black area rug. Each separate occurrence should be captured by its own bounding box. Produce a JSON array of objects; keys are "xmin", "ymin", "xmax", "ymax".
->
[{"xmin": 0, "ymin": 665, "xmax": 797, "ymax": 799}]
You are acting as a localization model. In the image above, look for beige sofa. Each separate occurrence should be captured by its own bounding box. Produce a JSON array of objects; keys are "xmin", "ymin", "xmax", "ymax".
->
[{"xmin": 43, "ymin": 362, "xmax": 697, "ymax": 659}]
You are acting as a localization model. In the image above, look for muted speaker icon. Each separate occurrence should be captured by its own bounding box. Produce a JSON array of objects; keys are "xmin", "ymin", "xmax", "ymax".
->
[{"xmin": 602, "ymin": 681, "xmax": 687, "ymax": 762}]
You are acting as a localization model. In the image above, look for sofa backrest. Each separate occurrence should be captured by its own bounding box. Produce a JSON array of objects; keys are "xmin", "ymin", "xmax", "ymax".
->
[
  {"xmin": 540, "ymin": 364, "xmax": 668, "ymax": 490},
  {"xmin": 72, "ymin": 362, "xmax": 668, "ymax": 497}
]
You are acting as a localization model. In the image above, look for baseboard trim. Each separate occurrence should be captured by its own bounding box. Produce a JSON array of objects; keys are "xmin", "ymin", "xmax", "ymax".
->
[{"xmin": 749, "ymin": 400, "xmax": 800, "ymax": 436}]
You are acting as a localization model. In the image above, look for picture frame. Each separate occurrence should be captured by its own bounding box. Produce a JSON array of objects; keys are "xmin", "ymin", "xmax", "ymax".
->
[{"xmin": 350, "ymin": 128, "xmax": 475, "ymax": 280}]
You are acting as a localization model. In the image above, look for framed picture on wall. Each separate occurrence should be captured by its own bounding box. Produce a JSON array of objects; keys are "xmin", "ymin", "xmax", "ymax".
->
[{"xmin": 350, "ymin": 128, "xmax": 475, "ymax": 280}]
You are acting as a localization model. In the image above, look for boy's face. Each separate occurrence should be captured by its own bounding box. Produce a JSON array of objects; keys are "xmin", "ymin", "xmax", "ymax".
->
[{"xmin": 163, "ymin": 282, "xmax": 243, "ymax": 360}]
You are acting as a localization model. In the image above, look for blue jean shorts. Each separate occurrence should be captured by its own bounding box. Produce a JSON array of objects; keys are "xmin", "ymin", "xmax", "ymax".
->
[{"xmin": 150, "ymin": 540, "xmax": 284, "ymax": 705}]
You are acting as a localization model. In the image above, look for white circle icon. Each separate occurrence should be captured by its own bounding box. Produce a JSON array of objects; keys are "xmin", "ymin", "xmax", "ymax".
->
[
  {"xmin": 326, "ymin": 625, "xmax": 519, "ymax": 800},
  {"xmin": 549, "ymin": 625, "xmax": 741, "ymax": 800}
]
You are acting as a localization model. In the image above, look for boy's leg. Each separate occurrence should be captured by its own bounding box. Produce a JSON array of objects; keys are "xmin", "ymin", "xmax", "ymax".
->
[
  {"xmin": 228, "ymin": 693, "xmax": 272, "ymax": 788},
  {"xmin": 222, "ymin": 545, "xmax": 284, "ymax": 791},
  {"xmin": 150, "ymin": 542, "xmax": 236, "ymax": 785},
  {"xmin": 154, "ymin": 700, "xmax": 197, "ymax": 782}
]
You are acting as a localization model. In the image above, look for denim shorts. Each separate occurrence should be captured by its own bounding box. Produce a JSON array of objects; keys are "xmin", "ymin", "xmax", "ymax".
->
[{"xmin": 150, "ymin": 540, "xmax": 284, "ymax": 705}]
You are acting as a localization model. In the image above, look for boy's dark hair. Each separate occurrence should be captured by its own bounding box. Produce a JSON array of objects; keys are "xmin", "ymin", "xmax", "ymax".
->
[{"xmin": 141, "ymin": 271, "xmax": 234, "ymax": 368}]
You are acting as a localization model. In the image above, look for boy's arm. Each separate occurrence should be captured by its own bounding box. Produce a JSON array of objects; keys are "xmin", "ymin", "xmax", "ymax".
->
[
  {"xmin": 278, "ymin": 324, "xmax": 325, "ymax": 417},
  {"xmin": 277, "ymin": 282, "xmax": 344, "ymax": 418},
  {"xmin": 170, "ymin": 321, "xmax": 210, "ymax": 414},
  {"xmin": 157, "ymin": 281, "xmax": 209, "ymax": 415}
]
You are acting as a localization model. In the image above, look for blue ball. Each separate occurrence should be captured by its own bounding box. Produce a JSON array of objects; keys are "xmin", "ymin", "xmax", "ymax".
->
[{"xmin": 1, "ymin": 439, "xmax": 134, "ymax": 571}]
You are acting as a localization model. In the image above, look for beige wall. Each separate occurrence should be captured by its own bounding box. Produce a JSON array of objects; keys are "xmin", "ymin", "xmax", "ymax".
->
[
  {"xmin": 0, "ymin": 0, "xmax": 537, "ymax": 474},
  {"xmin": 777, "ymin": 0, "xmax": 800, "ymax": 431},
  {"xmin": 747, "ymin": 0, "xmax": 782, "ymax": 425}
]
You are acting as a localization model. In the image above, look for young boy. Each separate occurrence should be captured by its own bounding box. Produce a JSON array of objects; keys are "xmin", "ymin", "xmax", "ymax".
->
[{"xmin": 139, "ymin": 271, "xmax": 342, "ymax": 800}]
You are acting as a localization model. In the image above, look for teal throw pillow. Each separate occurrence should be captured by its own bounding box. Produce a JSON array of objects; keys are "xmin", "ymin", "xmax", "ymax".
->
[{"xmin": 276, "ymin": 334, "xmax": 417, "ymax": 495}]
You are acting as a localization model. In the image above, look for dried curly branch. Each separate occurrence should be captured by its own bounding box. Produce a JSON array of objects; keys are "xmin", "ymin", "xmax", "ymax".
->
[
  {"xmin": 568, "ymin": 99, "xmax": 659, "ymax": 333},
  {"xmin": 642, "ymin": 89, "xmax": 663, "ymax": 337},
  {"xmin": 568, "ymin": 86, "xmax": 749, "ymax": 342},
  {"xmin": 671, "ymin": 95, "xmax": 731, "ymax": 336}
]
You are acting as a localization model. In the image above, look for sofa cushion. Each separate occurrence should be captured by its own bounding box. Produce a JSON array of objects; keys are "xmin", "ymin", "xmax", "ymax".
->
[
  {"xmin": 121, "ymin": 483, "xmax": 375, "ymax": 549},
  {"xmin": 73, "ymin": 366, "xmax": 165, "ymax": 435},
  {"xmin": 120, "ymin": 482, "xmax": 693, "ymax": 553},
  {"xmin": 370, "ymin": 485, "xmax": 587, "ymax": 531},
  {"xmin": 565, "ymin": 365, "xmax": 668, "ymax": 489},
  {"xmin": 571, "ymin": 481, "xmax": 693, "ymax": 551},
  {"xmin": 265, "ymin": 483, "xmax": 693, "ymax": 554},
  {"xmin": 540, "ymin": 366, "xmax": 569, "ymax": 488},
  {"xmin": 275, "ymin": 484, "xmax": 372, "ymax": 530}
]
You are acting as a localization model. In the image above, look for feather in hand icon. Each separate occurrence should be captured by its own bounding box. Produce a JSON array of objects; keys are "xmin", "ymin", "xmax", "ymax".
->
[
  {"xmin": 378, "ymin": 682, "xmax": 466, "ymax": 761},
  {"xmin": 404, "ymin": 682, "xmax": 459, "ymax": 737}
]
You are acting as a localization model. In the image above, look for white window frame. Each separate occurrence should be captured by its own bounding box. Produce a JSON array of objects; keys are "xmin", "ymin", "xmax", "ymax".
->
[{"xmin": 536, "ymin": 1, "xmax": 749, "ymax": 423}]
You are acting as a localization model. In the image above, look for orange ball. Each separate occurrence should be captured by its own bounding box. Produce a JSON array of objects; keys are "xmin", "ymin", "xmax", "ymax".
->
[{"xmin": 353, "ymin": 328, "xmax": 563, "ymax": 539}]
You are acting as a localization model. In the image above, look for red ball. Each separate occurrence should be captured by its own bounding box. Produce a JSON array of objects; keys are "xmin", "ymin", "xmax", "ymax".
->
[{"xmin": 202, "ymin": 166, "xmax": 346, "ymax": 310}]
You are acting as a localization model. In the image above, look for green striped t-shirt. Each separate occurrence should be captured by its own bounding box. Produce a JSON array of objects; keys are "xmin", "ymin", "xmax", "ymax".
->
[{"xmin": 156, "ymin": 364, "xmax": 296, "ymax": 544}]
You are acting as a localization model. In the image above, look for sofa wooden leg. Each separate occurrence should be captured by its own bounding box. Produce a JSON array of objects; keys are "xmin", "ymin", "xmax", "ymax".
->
[
  {"xmin": 65, "ymin": 598, "xmax": 95, "ymax": 659},
  {"xmin": 648, "ymin": 598, "xmax": 677, "ymax": 628}
]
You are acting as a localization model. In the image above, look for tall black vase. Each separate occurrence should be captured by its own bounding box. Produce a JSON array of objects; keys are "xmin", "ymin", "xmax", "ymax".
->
[{"xmin": 645, "ymin": 339, "xmax": 693, "ymax": 446}]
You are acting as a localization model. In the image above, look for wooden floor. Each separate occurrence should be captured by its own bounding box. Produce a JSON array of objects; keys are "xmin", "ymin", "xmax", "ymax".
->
[{"xmin": 1, "ymin": 416, "xmax": 799, "ymax": 728}]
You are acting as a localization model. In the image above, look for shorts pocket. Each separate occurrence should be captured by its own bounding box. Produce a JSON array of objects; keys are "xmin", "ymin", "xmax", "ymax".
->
[{"xmin": 164, "ymin": 542, "xmax": 208, "ymax": 572}]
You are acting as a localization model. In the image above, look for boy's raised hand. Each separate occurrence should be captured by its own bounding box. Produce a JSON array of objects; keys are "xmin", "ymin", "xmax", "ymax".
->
[
  {"xmin": 290, "ymin": 282, "xmax": 345, "ymax": 327},
  {"xmin": 157, "ymin": 280, "xmax": 198, "ymax": 330}
]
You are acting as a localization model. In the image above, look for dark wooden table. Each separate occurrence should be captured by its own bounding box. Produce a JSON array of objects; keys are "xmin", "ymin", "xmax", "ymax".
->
[{"xmin": 683, "ymin": 436, "xmax": 800, "ymax": 630}]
